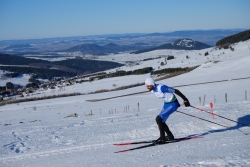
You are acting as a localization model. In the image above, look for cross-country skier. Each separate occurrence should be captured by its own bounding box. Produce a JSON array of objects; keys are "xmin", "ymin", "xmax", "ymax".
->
[{"xmin": 145, "ymin": 77, "xmax": 190, "ymax": 144}]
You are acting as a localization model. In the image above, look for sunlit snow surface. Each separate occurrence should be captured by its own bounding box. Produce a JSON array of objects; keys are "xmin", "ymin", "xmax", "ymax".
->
[{"xmin": 0, "ymin": 40, "xmax": 250, "ymax": 167}]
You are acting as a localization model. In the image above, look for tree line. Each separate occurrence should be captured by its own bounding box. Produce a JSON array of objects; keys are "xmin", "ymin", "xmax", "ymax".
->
[
  {"xmin": 0, "ymin": 53, "xmax": 123, "ymax": 78},
  {"xmin": 151, "ymin": 66, "xmax": 198, "ymax": 75},
  {"xmin": 90, "ymin": 67, "xmax": 153, "ymax": 80},
  {"xmin": 216, "ymin": 29, "xmax": 250, "ymax": 48}
]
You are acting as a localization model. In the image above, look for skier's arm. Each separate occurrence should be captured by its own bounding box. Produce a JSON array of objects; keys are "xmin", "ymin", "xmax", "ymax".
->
[{"xmin": 174, "ymin": 89, "xmax": 190, "ymax": 107}]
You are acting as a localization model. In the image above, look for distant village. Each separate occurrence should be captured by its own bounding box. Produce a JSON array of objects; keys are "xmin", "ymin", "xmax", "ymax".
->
[
  {"xmin": 0, "ymin": 55, "xmax": 172, "ymax": 100},
  {"xmin": 0, "ymin": 75, "xmax": 91, "ymax": 100}
]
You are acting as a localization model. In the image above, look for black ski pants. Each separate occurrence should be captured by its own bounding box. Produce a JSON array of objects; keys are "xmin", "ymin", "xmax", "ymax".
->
[{"xmin": 156, "ymin": 115, "xmax": 174, "ymax": 140}]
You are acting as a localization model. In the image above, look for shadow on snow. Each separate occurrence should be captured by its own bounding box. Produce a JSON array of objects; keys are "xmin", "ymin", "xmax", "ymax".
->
[{"xmin": 188, "ymin": 114, "xmax": 250, "ymax": 137}]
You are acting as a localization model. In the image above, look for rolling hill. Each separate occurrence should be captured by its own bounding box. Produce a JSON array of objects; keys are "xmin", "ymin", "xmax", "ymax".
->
[
  {"xmin": 132, "ymin": 38, "xmax": 211, "ymax": 54},
  {"xmin": 64, "ymin": 43, "xmax": 151, "ymax": 55}
]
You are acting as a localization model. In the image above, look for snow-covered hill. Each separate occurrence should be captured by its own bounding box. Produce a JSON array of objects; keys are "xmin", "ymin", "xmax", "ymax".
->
[
  {"xmin": 171, "ymin": 38, "xmax": 208, "ymax": 48},
  {"xmin": 0, "ymin": 40, "xmax": 250, "ymax": 167}
]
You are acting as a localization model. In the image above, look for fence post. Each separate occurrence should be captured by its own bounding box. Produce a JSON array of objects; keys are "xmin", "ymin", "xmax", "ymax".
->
[
  {"xmin": 138, "ymin": 103, "xmax": 140, "ymax": 112},
  {"xmin": 199, "ymin": 97, "xmax": 201, "ymax": 105},
  {"xmin": 225, "ymin": 93, "xmax": 227, "ymax": 102},
  {"xmin": 203, "ymin": 95, "xmax": 206, "ymax": 105},
  {"xmin": 245, "ymin": 90, "xmax": 247, "ymax": 100},
  {"xmin": 214, "ymin": 95, "xmax": 216, "ymax": 104}
]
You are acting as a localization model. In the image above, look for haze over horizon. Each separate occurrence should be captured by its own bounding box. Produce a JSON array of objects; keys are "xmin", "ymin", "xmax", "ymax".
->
[{"xmin": 0, "ymin": 0, "xmax": 250, "ymax": 41}]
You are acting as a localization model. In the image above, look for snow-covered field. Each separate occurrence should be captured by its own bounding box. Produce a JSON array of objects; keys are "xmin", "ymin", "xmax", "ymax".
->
[
  {"xmin": 0, "ymin": 73, "xmax": 31, "ymax": 87},
  {"xmin": 0, "ymin": 40, "xmax": 250, "ymax": 167}
]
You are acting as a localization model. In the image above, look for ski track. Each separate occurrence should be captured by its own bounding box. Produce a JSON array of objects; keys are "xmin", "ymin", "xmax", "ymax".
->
[{"xmin": 1, "ymin": 101, "xmax": 250, "ymax": 167}]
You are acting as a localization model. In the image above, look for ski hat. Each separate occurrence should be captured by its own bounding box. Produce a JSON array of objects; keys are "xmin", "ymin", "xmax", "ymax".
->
[{"xmin": 145, "ymin": 77, "xmax": 155, "ymax": 86}]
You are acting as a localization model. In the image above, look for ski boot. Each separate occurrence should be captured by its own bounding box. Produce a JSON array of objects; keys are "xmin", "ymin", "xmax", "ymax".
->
[{"xmin": 153, "ymin": 137, "xmax": 166, "ymax": 144}]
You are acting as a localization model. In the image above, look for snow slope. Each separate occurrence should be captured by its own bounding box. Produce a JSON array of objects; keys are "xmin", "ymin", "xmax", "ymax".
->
[{"xmin": 0, "ymin": 40, "xmax": 250, "ymax": 167}]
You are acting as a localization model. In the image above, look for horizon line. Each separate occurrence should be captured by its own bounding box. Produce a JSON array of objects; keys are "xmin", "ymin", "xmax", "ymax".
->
[{"xmin": 0, "ymin": 28, "xmax": 248, "ymax": 42}]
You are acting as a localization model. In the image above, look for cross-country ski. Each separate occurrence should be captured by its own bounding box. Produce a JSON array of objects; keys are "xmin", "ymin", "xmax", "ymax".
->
[
  {"xmin": 114, "ymin": 136, "xmax": 203, "ymax": 153},
  {"xmin": 114, "ymin": 136, "xmax": 202, "ymax": 146}
]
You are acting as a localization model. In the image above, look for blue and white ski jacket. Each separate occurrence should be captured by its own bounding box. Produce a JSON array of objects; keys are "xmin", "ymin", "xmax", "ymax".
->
[
  {"xmin": 151, "ymin": 84, "xmax": 179, "ymax": 122},
  {"xmin": 151, "ymin": 84, "xmax": 177, "ymax": 103}
]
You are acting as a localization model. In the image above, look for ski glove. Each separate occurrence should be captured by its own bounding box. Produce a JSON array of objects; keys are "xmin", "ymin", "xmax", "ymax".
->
[{"xmin": 184, "ymin": 100, "xmax": 190, "ymax": 107}]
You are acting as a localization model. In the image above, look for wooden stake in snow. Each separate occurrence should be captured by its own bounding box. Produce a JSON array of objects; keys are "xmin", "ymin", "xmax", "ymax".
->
[
  {"xmin": 245, "ymin": 90, "xmax": 247, "ymax": 100},
  {"xmin": 225, "ymin": 93, "xmax": 227, "ymax": 102},
  {"xmin": 203, "ymin": 95, "xmax": 206, "ymax": 105}
]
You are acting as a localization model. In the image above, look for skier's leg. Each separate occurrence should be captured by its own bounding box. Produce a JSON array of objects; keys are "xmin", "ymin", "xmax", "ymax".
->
[
  {"xmin": 155, "ymin": 115, "xmax": 166, "ymax": 141},
  {"xmin": 163, "ymin": 123, "xmax": 174, "ymax": 140},
  {"xmin": 158, "ymin": 102, "xmax": 179, "ymax": 140}
]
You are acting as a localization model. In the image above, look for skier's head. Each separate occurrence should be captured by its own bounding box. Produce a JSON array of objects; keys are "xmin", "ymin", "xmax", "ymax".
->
[{"xmin": 145, "ymin": 77, "xmax": 155, "ymax": 91}]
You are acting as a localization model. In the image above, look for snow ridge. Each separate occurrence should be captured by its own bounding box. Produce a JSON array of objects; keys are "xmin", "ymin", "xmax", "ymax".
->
[{"xmin": 171, "ymin": 38, "xmax": 196, "ymax": 47}]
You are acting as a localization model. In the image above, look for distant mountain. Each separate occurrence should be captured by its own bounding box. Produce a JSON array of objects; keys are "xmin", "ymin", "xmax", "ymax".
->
[
  {"xmin": 103, "ymin": 43, "xmax": 119, "ymax": 48},
  {"xmin": 65, "ymin": 43, "xmax": 104, "ymax": 53},
  {"xmin": 148, "ymin": 29, "xmax": 245, "ymax": 37},
  {"xmin": 4, "ymin": 44, "xmax": 33, "ymax": 49},
  {"xmin": 133, "ymin": 42, "xmax": 151, "ymax": 46},
  {"xmin": 132, "ymin": 38, "xmax": 211, "ymax": 54},
  {"xmin": 0, "ymin": 29, "xmax": 246, "ymax": 54},
  {"xmin": 169, "ymin": 39, "xmax": 211, "ymax": 49},
  {"xmin": 64, "ymin": 43, "xmax": 151, "ymax": 55}
]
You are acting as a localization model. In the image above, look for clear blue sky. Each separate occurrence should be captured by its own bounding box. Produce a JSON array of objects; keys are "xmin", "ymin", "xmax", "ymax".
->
[{"xmin": 0, "ymin": 0, "xmax": 249, "ymax": 40}]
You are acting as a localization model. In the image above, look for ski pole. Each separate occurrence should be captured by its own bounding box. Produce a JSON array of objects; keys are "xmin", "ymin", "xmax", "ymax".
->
[
  {"xmin": 176, "ymin": 110, "xmax": 230, "ymax": 128},
  {"xmin": 190, "ymin": 105, "xmax": 250, "ymax": 128}
]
